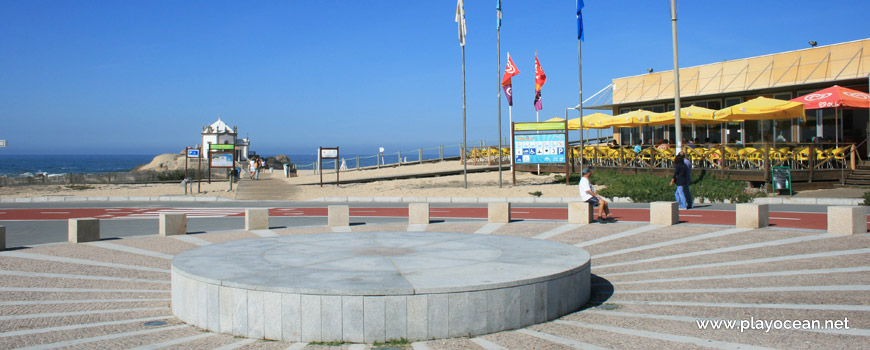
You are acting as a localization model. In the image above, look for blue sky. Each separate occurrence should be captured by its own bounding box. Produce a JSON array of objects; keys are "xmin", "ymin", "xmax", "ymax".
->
[{"xmin": 1, "ymin": 0, "xmax": 868, "ymax": 155}]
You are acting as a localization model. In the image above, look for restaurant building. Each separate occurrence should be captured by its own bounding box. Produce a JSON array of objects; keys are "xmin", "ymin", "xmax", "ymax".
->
[{"xmin": 587, "ymin": 38, "xmax": 870, "ymax": 155}]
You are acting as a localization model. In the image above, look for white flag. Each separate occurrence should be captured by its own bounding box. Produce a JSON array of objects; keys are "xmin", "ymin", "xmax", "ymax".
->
[{"xmin": 455, "ymin": 0, "xmax": 466, "ymax": 46}]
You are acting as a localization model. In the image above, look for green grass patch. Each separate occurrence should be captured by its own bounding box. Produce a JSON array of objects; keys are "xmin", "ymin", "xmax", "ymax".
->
[
  {"xmin": 374, "ymin": 338, "xmax": 412, "ymax": 346},
  {"xmin": 308, "ymin": 340, "xmax": 348, "ymax": 346},
  {"xmin": 554, "ymin": 170, "xmax": 761, "ymax": 203}
]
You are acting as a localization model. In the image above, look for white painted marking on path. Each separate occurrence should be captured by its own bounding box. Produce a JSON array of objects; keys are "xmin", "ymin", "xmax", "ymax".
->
[
  {"xmin": 0, "ymin": 315, "xmax": 172, "ymax": 338},
  {"xmin": 475, "ymin": 223, "xmax": 505, "ymax": 235},
  {"xmin": 555, "ymin": 320, "xmax": 773, "ymax": 350},
  {"xmin": 0, "ymin": 307, "xmax": 167, "ymax": 321},
  {"xmin": 607, "ymin": 300, "xmax": 870, "ymax": 312},
  {"xmin": 86, "ymin": 241, "xmax": 174, "ymax": 259},
  {"xmin": 533, "ymin": 224, "xmax": 582, "ymax": 240},
  {"xmin": 511, "ymin": 211, "xmax": 530, "ymax": 214},
  {"xmin": 596, "ymin": 233, "xmax": 832, "ymax": 269},
  {"xmin": 611, "ymin": 266, "xmax": 870, "ymax": 285},
  {"xmin": 128, "ymin": 333, "xmax": 215, "ymax": 350},
  {"xmin": 14, "ymin": 324, "xmax": 187, "ymax": 350},
  {"xmin": 604, "ymin": 248, "xmax": 870, "ymax": 277},
  {"xmin": 0, "ymin": 298, "xmax": 169, "ymax": 307},
  {"xmin": 41, "ymin": 212, "xmax": 69, "ymax": 214},
  {"xmin": 594, "ymin": 227, "xmax": 750, "ymax": 259},
  {"xmin": 0, "ymin": 287, "xmax": 168, "ymax": 294},
  {"xmin": 251, "ymin": 229, "xmax": 279, "ymax": 237},
  {"xmin": 169, "ymin": 235, "xmax": 212, "ymax": 246},
  {"xmin": 214, "ymin": 339, "xmax": 257, "ymax": 350},
  {"xmin": 616, "ymin": 285, "xmax": 870, "ymax": 294},
  {"xmin": 470, "ymin": 337, "xmax": 509, "ymax": 350},
  {"xmin": 286, "ymin": 342, "xmax": 309, "ymax": 350},
  {"xmin": 0, "ymin": 251, "xmax": 169, "ymax": 273},
  {"xmin": 0, "ymin": 269, "xmax": 168, "ymax": 284},
  {"xmin": 575, "ymin": 225, "xmax": 658, "ymax": 248},
  {"xmin": 517, "ymin": 329, "xmax": 608, "ymax": 350},
  {"xmin": 770, "ymin": 217, "xmax": 801, "ymax": 220}
]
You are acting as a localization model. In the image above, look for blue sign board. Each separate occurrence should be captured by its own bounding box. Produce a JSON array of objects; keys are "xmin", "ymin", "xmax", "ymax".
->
[
  {"xmin": 513, "ymin": 134, "xmax": 566, "ymax": 164},
  {"xmin": 187, "ymin": 149, "xmax": 201, "ymax": 158}
]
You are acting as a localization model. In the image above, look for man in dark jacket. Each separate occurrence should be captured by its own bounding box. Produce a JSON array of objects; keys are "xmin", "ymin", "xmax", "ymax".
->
[{"xmin": 669, "ymin": 153, "xmax": 690, "ymax": 209}]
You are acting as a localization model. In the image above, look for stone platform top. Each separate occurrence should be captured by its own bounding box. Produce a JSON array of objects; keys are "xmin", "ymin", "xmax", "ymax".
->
[{"xmin": 172, "ymin": 231, "xmax": 590, "ymax": 296}]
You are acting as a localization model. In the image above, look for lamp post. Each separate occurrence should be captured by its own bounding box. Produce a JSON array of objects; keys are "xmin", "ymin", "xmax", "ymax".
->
[{"xmin": 670, "ymin": 0, "xmax": 683, "ymax": 152}]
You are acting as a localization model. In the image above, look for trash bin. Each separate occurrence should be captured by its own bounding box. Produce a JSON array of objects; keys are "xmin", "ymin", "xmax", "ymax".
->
[{"xmin": 283, "ymin": 163, "xmax": 289, "ymax": 178}]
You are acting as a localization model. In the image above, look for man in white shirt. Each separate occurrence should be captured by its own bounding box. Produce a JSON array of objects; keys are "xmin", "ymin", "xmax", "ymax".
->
[{"xmin": 578, "ymin": 168, "xmax": 614, "ymax": 224}]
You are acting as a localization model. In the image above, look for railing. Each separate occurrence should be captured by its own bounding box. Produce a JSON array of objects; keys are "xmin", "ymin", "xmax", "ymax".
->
[
  {"xmin": 297, "ymin": 144, "xmax": 464, "ymax": 172},
  {"xmin": 571, "ymin": 143, "xmax": 857, "ymax": 171}
]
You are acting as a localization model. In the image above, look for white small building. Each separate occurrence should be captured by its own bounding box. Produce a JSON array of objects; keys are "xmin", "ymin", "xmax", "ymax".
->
[{"xmin": 201, "ymin": 117, "xmax": 250, "ymax": 161}]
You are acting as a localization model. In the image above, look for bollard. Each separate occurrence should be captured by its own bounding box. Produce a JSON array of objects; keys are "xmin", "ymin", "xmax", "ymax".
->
[
  {"xmin": 159, "ymin": 213, "xmax": 187, "ymax": 236},
  {"xmin": 488, "ymin": 202, "xmax": 511, "ymax": 224},
  {"xmin": 568, "ymin": 202, "xmax": 593, "ymax": 224},
  {"xmin": 408, "ymin": 203, "xmax": 430, "ymax": 225},
  {"xmin": 827, "ymin": 206, "xmax": 867, "ymax": 235},
  {"xmin": 0, "ymin": 225, "xmax": 5, "ymax": 251},
  {"xmin": 650, "ymin": 202, "xmax": 678, "ymax": 226},
  {"xmin": 328, "ymin": 205, "xmax": 350, "ymax": 227},
  {"xmin": 245, "ymin": 208, "xmax": 270, "ymax": 230},
  {"xmin": 68, "ymin": 218, "xmax": 100, "ymax": 243},
  {"xmin": 736, "ymin": 204, "xmax": 769, "ymax": 228}
]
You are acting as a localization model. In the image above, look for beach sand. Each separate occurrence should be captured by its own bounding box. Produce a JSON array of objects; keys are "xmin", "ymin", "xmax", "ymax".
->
[{"xmin": 0, "ymin": 160, "xmax": 580, "ymax": 200}]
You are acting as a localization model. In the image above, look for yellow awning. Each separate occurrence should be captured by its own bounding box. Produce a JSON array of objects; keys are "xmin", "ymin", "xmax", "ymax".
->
[
  {"xmin": 578, "ymin": 112, "xmax": 614, "ymax": 129},
  {"xmin": 647, "ymin": 105, "xmax": 717, "ymax": 126},
  {"xmin": 713, "ymin": 97, "xmax": 806, "ymax": 122},
  {"xmin": 600, "ymin": 110, "xmax": 653, "ymax": 128}
]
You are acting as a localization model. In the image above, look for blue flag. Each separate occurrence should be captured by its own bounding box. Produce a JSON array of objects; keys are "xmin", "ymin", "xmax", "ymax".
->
[
  {"xmin": 577, "ymin": 0, "xmax": 584, "ymax": 41},
  {"xmin": 497, "ymin": 0, "xmax": 502, "ymax": 30}
]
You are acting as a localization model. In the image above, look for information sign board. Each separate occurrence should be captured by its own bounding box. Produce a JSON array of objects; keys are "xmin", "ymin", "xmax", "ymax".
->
[
  {"xmin": 771, "ymin": 166, "xmax": 792, "ymax": 196},
  {"xmin": 210, "ymin": 152, "xmax": 234, "ymax": 168},
  {"xmin": 321, "ymin": 148, "xmax": 338, "ymax": 159},
  {"xmin": 187, "ymin": 149, "xmax": 201, "ymax": 158},
  {"xmin": 513, "ymin": 134, "xmax": 567, "ymax": 164},
  {"xmin": 0, "ymin": 140, "xmax": 6, "ymax": 148}
]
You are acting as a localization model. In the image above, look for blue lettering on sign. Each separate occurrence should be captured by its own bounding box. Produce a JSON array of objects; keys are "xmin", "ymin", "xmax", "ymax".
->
[{"xmin": 187, "ymin": 149, "xmax": 200, "ymax": 157}]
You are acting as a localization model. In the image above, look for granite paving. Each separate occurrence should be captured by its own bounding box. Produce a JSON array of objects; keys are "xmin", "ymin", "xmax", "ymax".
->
[{"xmin": 0, "ymin": 216, "xmax": 866, "ymax": 349}]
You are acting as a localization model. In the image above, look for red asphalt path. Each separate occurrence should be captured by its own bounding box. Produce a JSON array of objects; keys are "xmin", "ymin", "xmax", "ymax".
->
[{"xmin": 0, "ymin": 207, "xmax": 847, "ymax": 230}]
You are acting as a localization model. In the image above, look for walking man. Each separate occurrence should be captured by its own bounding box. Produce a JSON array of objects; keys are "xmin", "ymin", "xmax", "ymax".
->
[{"xmin": 578, "ymin": 168, "xmax": 615, "ymax": 224}]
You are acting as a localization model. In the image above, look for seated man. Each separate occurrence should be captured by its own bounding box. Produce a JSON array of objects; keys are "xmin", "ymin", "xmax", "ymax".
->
[{"xmin": 578, "ymin": 168, "xmax": 615, "ymax": 224}]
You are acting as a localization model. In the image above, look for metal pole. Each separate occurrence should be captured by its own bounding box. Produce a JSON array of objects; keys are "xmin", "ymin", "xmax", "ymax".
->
[
  {"xmin": 536, "ymin": 110, "xmax": 540, "ymax": 174},
  {"xmin": 497, "ymin": 20, "xmax": 503, "ymax": 188},
  {"xmin": 461, "ymin": 45, "xmax": 468, "ymax": 188},
  {"xmin": 509, "ymin": 106, "xmax": 513, "ymax": 172},
  {"xmin": 670, "ymin": 0, "xmax": 683, "ymax": 152},
  {"xmin": 577, "ymin": 5, "xmax": 584, "ymax": 176}
]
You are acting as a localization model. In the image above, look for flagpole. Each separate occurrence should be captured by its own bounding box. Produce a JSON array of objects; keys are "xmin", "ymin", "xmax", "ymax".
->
[
  {"xmin": 670, "ymin": 0, "xmax": 683, "ymax": 152},
  {"xmin": 577, "ymin": 21, "xmax": 584, "ymax": 176},
  {"xmin": 497, "ymin": 5, "xmax": 503, "ymax": 188},
  {"xmin": 462, "ymin": 44, "xmax": 468, "ymax": 189}
]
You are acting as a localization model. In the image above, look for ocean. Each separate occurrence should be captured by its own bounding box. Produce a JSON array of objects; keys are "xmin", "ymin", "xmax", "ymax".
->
[{"xmin": 0, "ymin": 147, "xmax": 464, "ymax": 177}]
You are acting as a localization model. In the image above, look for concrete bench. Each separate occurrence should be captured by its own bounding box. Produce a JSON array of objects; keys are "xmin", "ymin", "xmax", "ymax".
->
[
  {"xmin": 68, "ymin": 218, "xmax": 100, "ymax": 243},
  {"xmin": 328, "ymin": 205, "xmax": 350, "ymax": 227},
  {"xmin": 488, "ymin": 202, "xmax": 511, "ymax": 223},
  {"xmin": 827, "ymin": 206, "xmax": 867, "ymax": 235},
  {"xmin": 650, "ymin": 202, "xmax": 678, "ymax": 226},
  {"xmin": 159, "ymin": 213, "xmax": 187, "ymax": 236},
  {"xmin": 245, "ymin": 208, "xmax": 270, "ymax": 230},
  {"xmin": 409, "ymin": 203, "xmax": 430, "ymax": 225},
  {"xmin": 736, "ymin": 204, "xmax": 769, "ymax": 228},
  {"xmin": 568, "ymin": 202, "xmax": 594, "ymax": 224}
]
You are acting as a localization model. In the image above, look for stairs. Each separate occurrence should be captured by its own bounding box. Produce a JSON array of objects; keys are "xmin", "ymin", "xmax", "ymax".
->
[
  {"xmin": 844, "ymin": 161, "xmax": 870, "ymax": 186},
  {"xmin": 234, "ymin": 171, "xmax": 298, "ymax": 200}
]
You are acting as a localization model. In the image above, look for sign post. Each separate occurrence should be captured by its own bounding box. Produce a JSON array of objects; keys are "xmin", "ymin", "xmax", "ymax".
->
[
  {"xmin": 319, "ymin": 147, "xmax": 340, "ymax": 187},
  {"xmin": 210, "ymin": 144, "xmax": 235, "ymax": 191},
  {"xmin": 511, "ymin": 121, "xmax": 569, "ymax": 186}
]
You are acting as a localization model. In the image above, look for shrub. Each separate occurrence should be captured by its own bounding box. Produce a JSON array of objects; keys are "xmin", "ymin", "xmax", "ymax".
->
[
  {"xmin": 156, "ymin": 170, "xmax": 186, "ymax": 181},
  {"xmin": 555, "ymin": 170, "xmax": 761, "ymax": 203},
  {"xmin": 863, "ymin": 192, "xmax": 870, "ymax": 206}
]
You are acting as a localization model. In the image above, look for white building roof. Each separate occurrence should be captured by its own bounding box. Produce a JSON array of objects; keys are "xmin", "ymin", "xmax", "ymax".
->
[{"xmin": 204, "ymin": 117, "xmax": 236, "ymax": 134}]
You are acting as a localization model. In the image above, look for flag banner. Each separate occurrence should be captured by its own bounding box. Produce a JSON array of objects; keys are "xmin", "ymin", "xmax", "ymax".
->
[
  {"xmin": 502, "ymin": 53, "xmax": 520, "ymax": 106},
  {"xmin": 497, "ymin": 0, "xmax": 502, "ymax": 30},
  {"xmin": 577, "ymin": 0, "xmax": 584, "ymax": 41},
  {"xmin": 534, "ymin": 55, "xmax": 547, "ymax": 111},
  {"xmin": 456, "ymin": 0, "xmax": 467, "ymax": 46}
]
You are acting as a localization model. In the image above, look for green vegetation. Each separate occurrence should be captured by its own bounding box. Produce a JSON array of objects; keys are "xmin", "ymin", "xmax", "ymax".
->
[
  {"xmin": 554, "ymin": 170, "xmax": 762, "ymax": 203},
  {"xmin": 308, "ymin": 340, "xmax": 348, "ymax": 346},
  {"xmin": 374, "ymin": 338, "xmax": 412, "ymax": 346},
  {"xmin": 65, "ymin": 185, "xmax": 94, "ymax": 190},
  {"xmin": 156, "ymin": 170, "xmax": 186, "ymax": 181},
  {"xmin": 863, "ymin": 192, "xmax": 870, "ymax": 206},
  {"xmin": 528, "ymin": 191, "xmax": 543, "ymax": 197}
]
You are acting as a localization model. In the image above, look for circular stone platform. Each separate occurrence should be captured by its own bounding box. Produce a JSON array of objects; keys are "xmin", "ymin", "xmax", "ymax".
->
[{"xmin": 171, "ymin": 231, "xmax": 591, "ymax": 342}]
